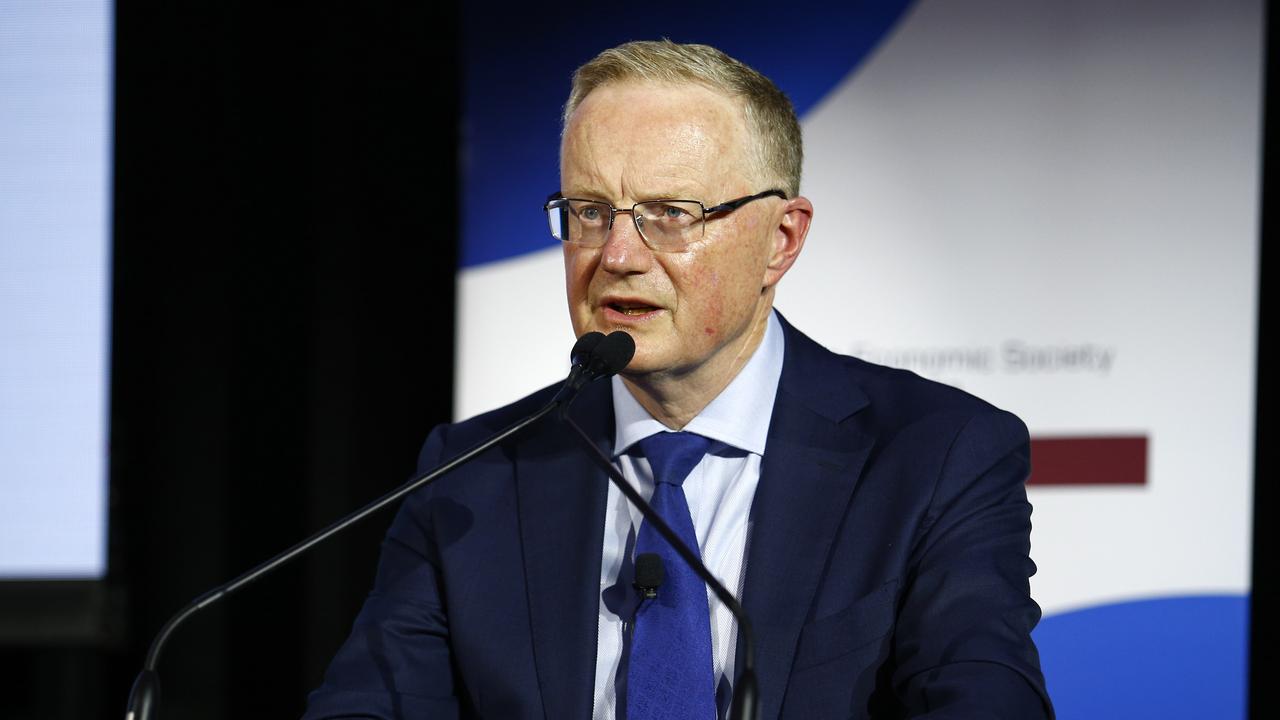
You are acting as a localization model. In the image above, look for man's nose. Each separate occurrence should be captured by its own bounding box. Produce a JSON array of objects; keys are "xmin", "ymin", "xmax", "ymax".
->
[{"xmin": 599, "ymin": 210, "xmax": 653, "ymax": 274}]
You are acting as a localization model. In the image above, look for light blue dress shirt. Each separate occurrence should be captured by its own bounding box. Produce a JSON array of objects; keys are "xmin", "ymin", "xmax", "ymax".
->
[{"xmin": 591, "ymin": 311, "xmax": 786, "ymax": 719}]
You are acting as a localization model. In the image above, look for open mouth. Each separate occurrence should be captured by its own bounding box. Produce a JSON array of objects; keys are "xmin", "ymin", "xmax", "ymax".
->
[{"xmin": 607, "ymin": 302, "xmax": 658, "ymax": 316}]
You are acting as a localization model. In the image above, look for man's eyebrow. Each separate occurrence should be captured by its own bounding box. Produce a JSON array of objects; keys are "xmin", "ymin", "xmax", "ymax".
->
[{"xmin": 562, "ymin": 186, "xmax": 610, "ymax": 200}]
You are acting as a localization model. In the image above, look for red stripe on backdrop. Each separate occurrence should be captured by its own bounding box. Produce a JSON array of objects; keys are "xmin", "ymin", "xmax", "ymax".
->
[{"xmin": 1028, "ymin": 436, "xmax": 1148, "ymax": 485}]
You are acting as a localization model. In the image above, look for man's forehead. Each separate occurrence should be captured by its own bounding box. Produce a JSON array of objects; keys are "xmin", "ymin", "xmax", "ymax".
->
[
  {"xmin": 560, "ymin": 80, "xmax": 753, "ymax": 197},
  {"xmin": 567, "ymin": 79, "xmax": 746, "ymax": 138}
]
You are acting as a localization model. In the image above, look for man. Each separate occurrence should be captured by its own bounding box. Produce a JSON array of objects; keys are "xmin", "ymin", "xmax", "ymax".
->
[{"xmin": 305, "ymin": 40, "xmax": 1052, "ymax": 719}]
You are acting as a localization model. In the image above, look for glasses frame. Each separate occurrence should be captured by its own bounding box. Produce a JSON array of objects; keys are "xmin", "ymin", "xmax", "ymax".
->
[{"xmin": 544, "ymin": 188, "xmax": 787, "ymax": 251}]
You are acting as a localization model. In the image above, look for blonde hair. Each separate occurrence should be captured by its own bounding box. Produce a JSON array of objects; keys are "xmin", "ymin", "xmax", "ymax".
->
[{"xmin": 564, "ymin": 40, "xmax": 803, "ymax": 198}]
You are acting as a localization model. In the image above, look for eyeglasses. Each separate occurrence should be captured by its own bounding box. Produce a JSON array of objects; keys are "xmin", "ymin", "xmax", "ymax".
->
[{"xmin": 544, "ymin": 189, "xmax": 787, "ymax": 252}]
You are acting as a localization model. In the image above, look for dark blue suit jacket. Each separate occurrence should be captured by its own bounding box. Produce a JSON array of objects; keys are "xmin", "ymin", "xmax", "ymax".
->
[{"xmin": 305, "ymin": 317, "xmax": 1053, "ymax": 719}]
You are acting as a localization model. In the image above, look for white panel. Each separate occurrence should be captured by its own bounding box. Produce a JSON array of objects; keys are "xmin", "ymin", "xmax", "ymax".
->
[
  {"xmin": 455, "ymin": 247, "xmax": 579, "ymax": 420},
  {"xmin": 781, "ymin": 0, "xmax": 1260, "ymax": 614}
]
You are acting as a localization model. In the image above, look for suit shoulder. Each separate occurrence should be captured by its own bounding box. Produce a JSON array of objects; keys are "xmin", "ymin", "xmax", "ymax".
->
[
  {"xmin": 777, "ymin": 314, "xmax": 1022, "ymax": 430},
  {"xmin": 849, "ymin": 350, "xmax": 1020, "ymax": 415},
  {"xmin": 845, "ymin": 352, "xmax": 996, "ymax": 411}
]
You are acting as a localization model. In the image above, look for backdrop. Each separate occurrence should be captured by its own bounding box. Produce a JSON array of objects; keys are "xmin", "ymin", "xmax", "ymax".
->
[
  {"xmin": 454, "ymin": 1, "xmax": 1262, "ymax": 717},
  {"xmin": 0, "ymin": 2, "xmax": 1268, "ymax": 718}
]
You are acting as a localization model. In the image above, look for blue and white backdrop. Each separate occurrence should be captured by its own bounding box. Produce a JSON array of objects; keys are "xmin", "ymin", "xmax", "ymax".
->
[{"xmin": 455, "ymin": 2, "xmax": 1260, "ymax": 716}]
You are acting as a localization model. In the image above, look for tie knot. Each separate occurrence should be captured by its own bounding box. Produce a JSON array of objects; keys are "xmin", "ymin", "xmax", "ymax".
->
[{"xmin": 638, "ymin": 431, "xmax": 712, "ymax": 487}]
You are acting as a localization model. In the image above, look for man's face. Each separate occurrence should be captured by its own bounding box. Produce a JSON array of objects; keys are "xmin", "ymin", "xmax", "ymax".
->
[{"xmin": 560, "ymin": 81, "xmax": 785, "ymax": 381}]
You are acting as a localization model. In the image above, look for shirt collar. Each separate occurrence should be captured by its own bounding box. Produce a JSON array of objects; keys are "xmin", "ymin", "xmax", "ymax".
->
[{"xmin": 611, "ymin": 310, "xmax": 785, "ymax": 458}]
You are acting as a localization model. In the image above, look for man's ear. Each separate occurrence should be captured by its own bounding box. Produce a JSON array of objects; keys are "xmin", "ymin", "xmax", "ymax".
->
[{"xmin": 763, "ymin": 196, "xmax": 813, "ymax": 288}]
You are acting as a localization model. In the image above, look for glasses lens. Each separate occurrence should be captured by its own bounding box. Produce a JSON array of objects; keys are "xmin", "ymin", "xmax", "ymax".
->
[
  {"xmin": 635, "ymin": 200, "xmax": 703, "ymax": 250},
  {"xmin": 546, "ymin": 200, "xmax": 568, "ymax": 241},
  {"xmin": 559, "ymin": 200, "xmax": 610, "ymax": 247}
]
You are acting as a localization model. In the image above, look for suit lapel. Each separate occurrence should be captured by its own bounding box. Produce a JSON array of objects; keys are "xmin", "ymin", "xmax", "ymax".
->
[
  {"xmin": 740, "ymin": 318, "xmax": 874, "ymax": 719},
  {"xmin": 516, "ymin": 382, "xmax": 614, "ymax": 720}
]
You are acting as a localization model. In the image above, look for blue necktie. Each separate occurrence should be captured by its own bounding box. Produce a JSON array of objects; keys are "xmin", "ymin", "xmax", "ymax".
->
[{"xmin": 627, "ymin": 431, "xmax": 717, "ymax": 720}]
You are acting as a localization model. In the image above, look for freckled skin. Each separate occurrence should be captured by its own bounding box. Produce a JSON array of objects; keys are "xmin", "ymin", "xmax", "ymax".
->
[{"xmin": 560, "ymin": 80, "xmax": 812, "ymax": 428}]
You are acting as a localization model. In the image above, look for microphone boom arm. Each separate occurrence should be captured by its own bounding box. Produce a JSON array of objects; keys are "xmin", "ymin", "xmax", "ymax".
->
[{"xmin": 126, "ymin": 399, "xmax": 562, "ymax": 720}]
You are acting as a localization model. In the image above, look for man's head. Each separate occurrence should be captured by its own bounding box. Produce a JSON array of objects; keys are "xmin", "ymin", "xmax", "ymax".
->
[{"xmin": 556, "ymin": 40, "xmax": 812, "ymax": 398}]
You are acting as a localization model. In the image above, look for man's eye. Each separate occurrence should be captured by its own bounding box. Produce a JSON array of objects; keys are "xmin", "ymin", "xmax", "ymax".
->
[
  {"xmin": 651, "ymin": 203, "xmax": 699, "ymax": 226},
  {"xmin": 577, "ymin": 206, "xmax": 603, "ymax": 222}
]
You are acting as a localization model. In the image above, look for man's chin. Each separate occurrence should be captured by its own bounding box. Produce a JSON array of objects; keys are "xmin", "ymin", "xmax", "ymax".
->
[
  {"xmin": 616, "ymin": 348, "xmax": 699, "ymax": 382},
  {"xmin": 614, "ymin": 350, "xmax": 663, "ymax": 379}
]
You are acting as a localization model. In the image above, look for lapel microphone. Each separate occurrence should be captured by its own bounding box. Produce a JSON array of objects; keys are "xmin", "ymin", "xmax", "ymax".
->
[
  {"xmin": 125, "ymin": 331, "xmax": 630, "ymax": 720},
  {"xmin": 633, "ymin": 552, "xmax": 664, "ymax": 600}
]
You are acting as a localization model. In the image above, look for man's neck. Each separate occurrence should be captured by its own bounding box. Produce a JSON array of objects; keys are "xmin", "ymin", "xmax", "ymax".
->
[{"xmin": 619, "ymin": 302, "xmax": 774, "ymax": 430}]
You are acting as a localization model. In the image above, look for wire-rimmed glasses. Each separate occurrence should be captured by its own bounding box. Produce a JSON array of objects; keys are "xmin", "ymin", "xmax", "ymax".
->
[{"xmin": 544, "ymin": 189, "xmax": 786, "ymax": 252}]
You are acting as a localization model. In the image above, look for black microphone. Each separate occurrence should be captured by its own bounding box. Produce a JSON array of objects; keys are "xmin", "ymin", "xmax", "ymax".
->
[
  {"xmin": 633, "ymin": 552, "xmax": 664, "ymax": 600},
  {"xmin": 570, "ymin": 331, "xmax": 606, "ymax": 372},
  {"xmin": 557, "ymin": 331, "xmax": 760, "ymax": 720},
  {"xmin": 588, "ymin": 331, "xmax": 636, "ymax": 378},
  {"xmin": 124, "ymin": 332, "xmax": 621, "ymax": 720},
  {"xmin": 552, "ymin": 330, "xmax": 633, "ymax": 412}
]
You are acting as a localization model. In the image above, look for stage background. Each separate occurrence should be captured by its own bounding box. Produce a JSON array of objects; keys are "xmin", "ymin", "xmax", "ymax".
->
[
  {"xmin": 0, "ymin": 1, "xmax": 1270, "ymax": 718},
  {"xmin": 454, "ymin": 1, "xmax": 1262, "ymax": 718}
]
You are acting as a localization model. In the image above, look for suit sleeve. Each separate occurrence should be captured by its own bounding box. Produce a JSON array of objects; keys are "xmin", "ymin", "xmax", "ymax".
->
[
  {"xmin": 892, "ymin": 409, "xmax": 1055, "ymax": 719},
  {"xmin": 302, "ymin": 425, "xmax": 463, "ymax": 720}
]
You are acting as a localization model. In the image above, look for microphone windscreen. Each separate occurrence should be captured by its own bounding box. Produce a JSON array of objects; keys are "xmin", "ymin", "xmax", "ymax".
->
[
  {"xmin": 634, "ymin": 552, "xmax": 664, "ymax": 590},
  {"xmin": 570, "ymin": 332, "xmax": 606, "ymax": 365},
  {"xmin": 594, "ymin": 331, "xmax": 636, "ymax": 375}
]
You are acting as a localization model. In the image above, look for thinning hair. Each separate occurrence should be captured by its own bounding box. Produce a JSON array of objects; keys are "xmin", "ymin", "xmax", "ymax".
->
[{"xmin": 564, "ymin": 40, "xmax": 803, "ymax": 198}]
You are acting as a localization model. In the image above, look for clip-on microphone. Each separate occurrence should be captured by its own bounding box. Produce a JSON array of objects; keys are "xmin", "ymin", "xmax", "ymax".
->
[{"xmin": 633, "ymin": 552, "xmax": 664, "ymax": 600}]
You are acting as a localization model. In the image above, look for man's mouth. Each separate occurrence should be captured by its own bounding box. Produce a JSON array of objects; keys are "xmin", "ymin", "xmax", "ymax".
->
[{"xmin": 606, "ymin": 301, "xmax": 659, "ymax": 316}]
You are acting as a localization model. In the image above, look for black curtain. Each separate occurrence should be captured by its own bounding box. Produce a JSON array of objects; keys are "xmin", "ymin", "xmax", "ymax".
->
[{"xmin": 0, "ymin": 2, "xmax": 459, "ymax": 718}]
